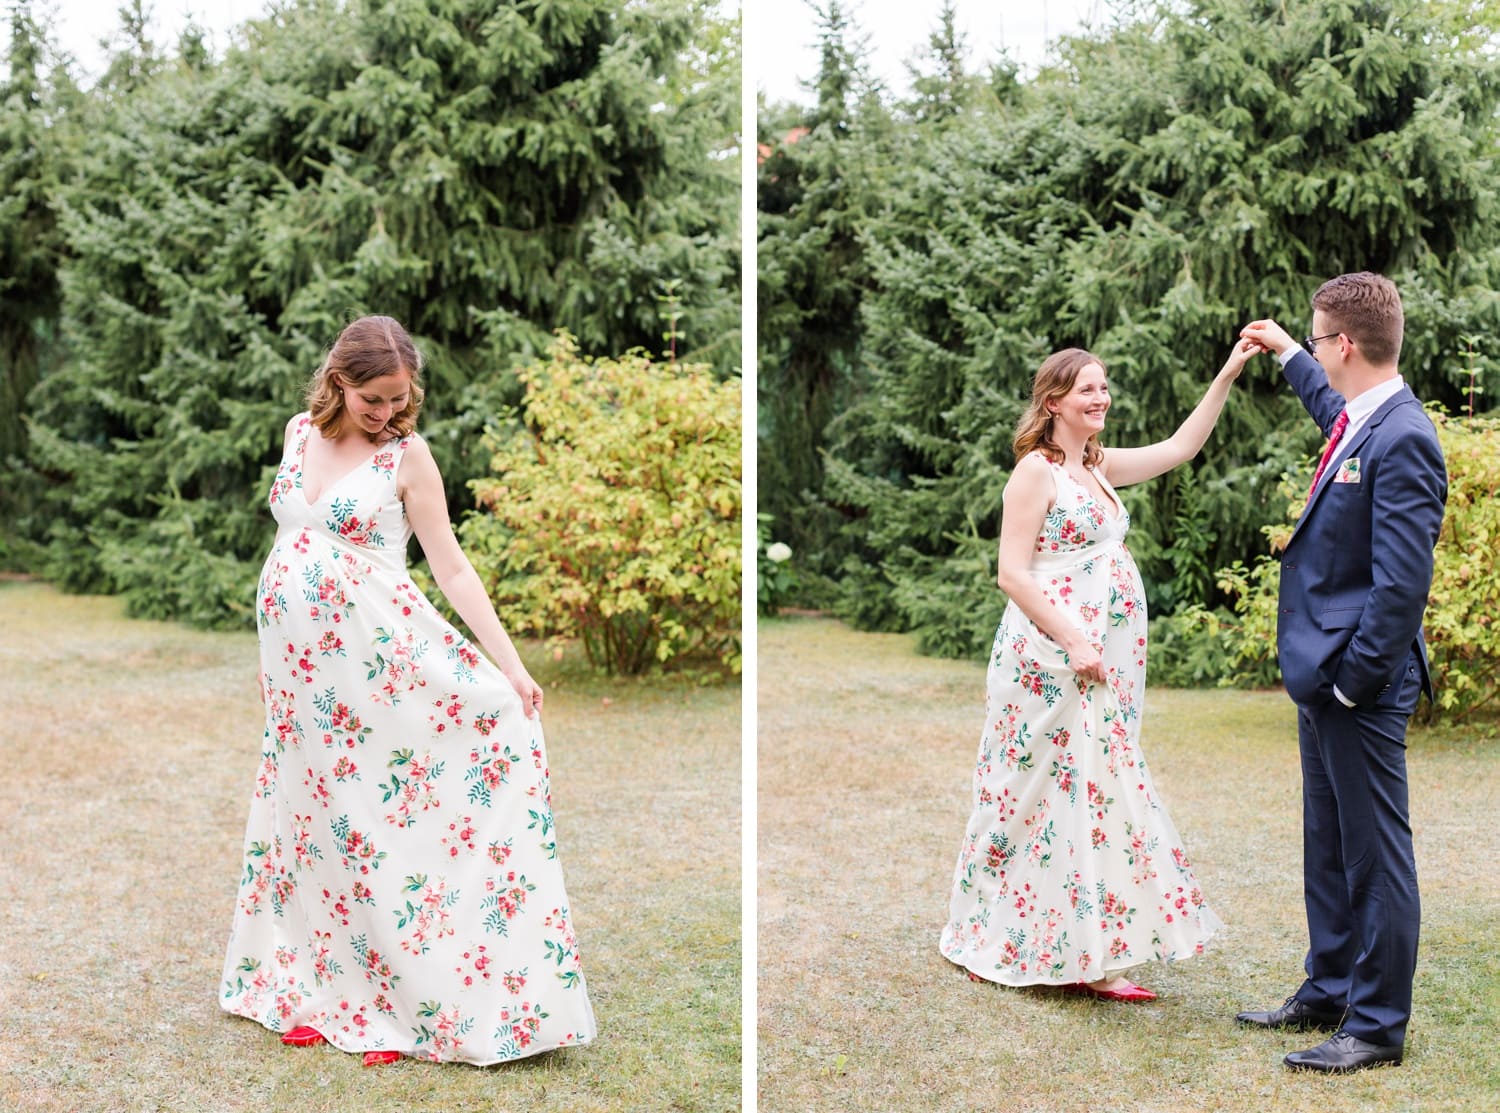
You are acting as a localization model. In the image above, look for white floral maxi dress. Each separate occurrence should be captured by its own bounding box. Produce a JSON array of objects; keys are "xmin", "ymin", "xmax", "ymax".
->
[
  {"xmin": 221, "ymin": 413, "xmax": 597, "ymax": 1063},
  {"xmin": 939, "ymin": 453, "xmax": 1223, "ymax": 985}
]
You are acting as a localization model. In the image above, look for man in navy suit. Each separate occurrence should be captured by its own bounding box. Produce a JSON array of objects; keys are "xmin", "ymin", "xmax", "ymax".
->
[{"xmin": 1236, "ymin": 273, "xmax": 1447, "ymax": 1073}]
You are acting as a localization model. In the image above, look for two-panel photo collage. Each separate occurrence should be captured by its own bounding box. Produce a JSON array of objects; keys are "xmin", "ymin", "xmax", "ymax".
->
[{"xmin": 3, "ymin": 0, "xmax": 1496, "ymax": 1110}]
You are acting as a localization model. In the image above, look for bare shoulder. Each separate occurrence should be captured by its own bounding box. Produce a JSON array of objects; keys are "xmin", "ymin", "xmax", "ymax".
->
[
  {"xmin": 1004, "ymin": 452, "xmax": 1056, "ymax": 508},
  {"xmin": 280, "ymin": 413, "xmax": 306, "ymax": 452},
  {"xmin": 396, "ymin": 431, "xmax": 441, "ymax": 497},
  {"xmin": 399, "ymin": 429, "xmax": 433, "ymax": 460},
  {"xmin": 1007, "ymin": 451, "xmax": 1053, "ymax": 488}
]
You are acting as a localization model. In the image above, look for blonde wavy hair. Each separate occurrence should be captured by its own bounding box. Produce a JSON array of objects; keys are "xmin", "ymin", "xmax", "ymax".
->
[
  {"xmin": 1011, "ymin": 348, "xmax": 1106, "ymax": 467},
  {"xmin": 306, "ymin": 315, "xmax": 426, "ymax": 439}
]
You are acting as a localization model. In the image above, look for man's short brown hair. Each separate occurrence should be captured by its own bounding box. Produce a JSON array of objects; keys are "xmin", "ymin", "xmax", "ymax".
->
[{"xmin": 1311, "ymin": 271, "xmax": 1403, "ymax": 366}]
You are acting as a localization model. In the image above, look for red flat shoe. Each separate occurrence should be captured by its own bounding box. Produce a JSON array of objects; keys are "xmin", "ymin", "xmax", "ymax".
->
[
  {"xmin": 1064, "ymin": 979, "xmax": 1157, "ymax": 1003},
  {"xmin": 362, "ymin": 1051, "xmax": 402, "ymax": 1067},
  {"xmin": 280, "ymin": 1026, "xmax": 327, "ymax": 1047},
  {"xmin": 966, "ymin": 970, "xmax": 988, "ymax": 984}
]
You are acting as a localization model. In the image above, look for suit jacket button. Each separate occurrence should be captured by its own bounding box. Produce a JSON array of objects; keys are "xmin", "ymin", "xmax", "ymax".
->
[{"xmin": 1379, "ymin": 684, "xmax": 1390, "ymax": 694}]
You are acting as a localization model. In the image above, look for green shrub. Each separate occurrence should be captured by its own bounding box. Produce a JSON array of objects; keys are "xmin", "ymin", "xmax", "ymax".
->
[
  {"xmin": 1422, "ymin": 411, "xmax": 1500, "ymax": 721},
  {"xmin": 1218, "ymin": 408, "xmax": 1500, "ymax": 724},
  {"xmin": 8, "ymin": 0, "xmax": 739, "ymax": 628},
  {"xmin": 458, "ymin": 333, "xmax": 740, "ymax": 676},
  {"xmin": 1146, "ymin": 606, "xmax": 1281, "ymax": 689},
  {"xmin": 756, "ymin": 512, "xmax": 798, "ymax": 617}
]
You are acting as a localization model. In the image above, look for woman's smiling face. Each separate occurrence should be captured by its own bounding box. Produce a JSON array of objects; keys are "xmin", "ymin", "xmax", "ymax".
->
[
  {"xmin": 337, "ymin": 369, "xmax": 412, "ymax": 438},
  {"xmin": 1050, "ymin": 362, "xmax": 1110, "ymax": 436}
]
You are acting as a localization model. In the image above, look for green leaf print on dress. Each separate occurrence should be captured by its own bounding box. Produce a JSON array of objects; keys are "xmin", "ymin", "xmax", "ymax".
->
[
  {"xmin": 940, "ymin": 453, "xmax": 1223, "ymax": 985},
  {"xmin": 221, "ymin": 414, "xmax": 595, "ymax": 1062}
]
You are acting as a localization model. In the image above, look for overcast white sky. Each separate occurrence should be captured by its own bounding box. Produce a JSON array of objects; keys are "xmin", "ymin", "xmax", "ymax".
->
[
  {"xmin": 37, "ymin": 1, "xmax": 1105, "ymax": 97},
  {"xmin": 30, "ymin": 1, "xmax": 258, "ymax": 77},
  {"xmin": 748, "ymin": 0, "xmax": 1108, "ymax": 105}
]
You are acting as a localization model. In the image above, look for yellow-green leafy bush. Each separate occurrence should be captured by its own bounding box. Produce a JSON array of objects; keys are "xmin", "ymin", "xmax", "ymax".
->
[{"xmin": 459, "ymin": 334, "xmax": 741, "ymax": 676}]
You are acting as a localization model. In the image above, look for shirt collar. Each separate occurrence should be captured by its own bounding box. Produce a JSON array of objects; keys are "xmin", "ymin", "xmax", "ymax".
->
[{"xmin": 1344, "ymin": 375, "xmax": 1404, "ymax": 424}]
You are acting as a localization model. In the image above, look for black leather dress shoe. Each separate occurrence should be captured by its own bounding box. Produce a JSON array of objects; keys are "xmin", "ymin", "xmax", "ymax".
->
[
  {"xmin": 1284, "ymin": 1030, "xmax": 1403, "ymax": 1072},
  {"xmin": 1235, "ymin": 994, "xmax": 1344, "ymax": 1031}
]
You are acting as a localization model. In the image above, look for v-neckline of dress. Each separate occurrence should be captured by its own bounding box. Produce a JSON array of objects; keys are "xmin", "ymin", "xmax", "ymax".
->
[
  {"xmin": 298, "ymin": 423, "xmax": 392, "ymax": 507},
  {"xmin": 1061, "ymin": 461, "xmax": 1122, "ymax": 522}
]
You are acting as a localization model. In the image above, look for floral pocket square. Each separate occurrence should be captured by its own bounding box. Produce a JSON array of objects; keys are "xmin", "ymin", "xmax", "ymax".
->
[{"xmin": 1334, "ymin": 458, "xmax": 1361, "ymax": 483}]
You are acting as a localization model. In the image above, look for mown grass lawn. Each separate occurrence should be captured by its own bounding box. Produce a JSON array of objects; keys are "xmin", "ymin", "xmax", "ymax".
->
[
  {"xmin": 758, "ymin": 616, "xmax": 1500, "ymax": 1113},
  {"xmin": 0, "ymin": 580, "xmax": 740, "ymax": 1113}
]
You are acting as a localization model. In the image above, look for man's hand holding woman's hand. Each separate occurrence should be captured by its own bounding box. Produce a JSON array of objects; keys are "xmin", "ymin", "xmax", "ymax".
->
[
  {"xmin": 1240, "ymin": 319, "xmax": 1299, "ymax": 357},
  {"xmin": 1220, "ymin": 336, "xmax": 1266, "ymax": 380}
]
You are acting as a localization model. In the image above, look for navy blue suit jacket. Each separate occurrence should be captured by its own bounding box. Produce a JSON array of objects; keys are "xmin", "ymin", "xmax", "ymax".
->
[{"xmin": 1276, "ymin": 350, "xmax": 1447, "ymax": 709}]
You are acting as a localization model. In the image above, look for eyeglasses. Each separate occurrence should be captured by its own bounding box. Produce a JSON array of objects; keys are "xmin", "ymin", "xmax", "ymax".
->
[{"xmin": 1302, "ymin": 332, "xmax": 1341, "ymax": 356}]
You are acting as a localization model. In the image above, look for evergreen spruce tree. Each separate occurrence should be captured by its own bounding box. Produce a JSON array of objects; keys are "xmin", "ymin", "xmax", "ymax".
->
[
  {"xmin": 902, "ymin": 0, "xmax": 981, "ymax": 122},
  {"xmin": 0, "ymin": 1, "xmax": 71, "ymax": 465},
  {"xmin": 756, "ymin": 0, "xmax": 889, "ymax": 588},
  {"xmin": 822, "ymin": 0, "xmax": 1500, "ymax": 655},
  {"xmin": 18, "ymin": 0, "xmax": 739, "ymax": 626},
  {"xmin": 0, "ymin": 2, "xmax": 82, "ymax": 567}
]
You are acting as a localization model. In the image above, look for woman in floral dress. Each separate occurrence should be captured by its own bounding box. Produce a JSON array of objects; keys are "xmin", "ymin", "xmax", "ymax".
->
[
  {"xmin": 221, "ymin": 316, "xmax": 596, "ymax": 1065},
  {"xmin": 940, "ymin": 340, "xmax": 1261, "ymax": 1001}
]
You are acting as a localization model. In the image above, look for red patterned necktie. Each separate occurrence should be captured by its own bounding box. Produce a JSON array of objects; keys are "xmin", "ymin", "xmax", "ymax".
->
[{"xmin": 1307, "ymin": 409, "xmax": 1349, "ymax": 500}]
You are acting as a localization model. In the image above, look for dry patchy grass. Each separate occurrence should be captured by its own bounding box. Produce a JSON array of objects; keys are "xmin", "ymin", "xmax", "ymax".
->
[
  {"xmin": 0, "ymin": 581, "xmax": 740, "ymax": 1113},
  {"xmin": 758, "ymin": 616, "xmax": 1500, "ymax": 1113}
]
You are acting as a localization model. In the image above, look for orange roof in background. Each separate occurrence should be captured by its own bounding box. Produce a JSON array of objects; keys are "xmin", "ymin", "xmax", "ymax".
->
[{"xmin": 757, "ymin": 126, "xmax": 811, "ymax": 165}]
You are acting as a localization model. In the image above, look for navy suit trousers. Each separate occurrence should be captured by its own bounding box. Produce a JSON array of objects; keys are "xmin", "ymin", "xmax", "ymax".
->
[{"xmin": 1292, "ymin": 657, "xmax": 1422, "ymax": 1047}]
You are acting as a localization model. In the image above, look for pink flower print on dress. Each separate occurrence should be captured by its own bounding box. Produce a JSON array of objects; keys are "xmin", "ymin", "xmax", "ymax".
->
[
  {"xmin": 258, "ymin": 559, "xmax": 291, "ymax": 627},
  {"xmin": 487, "ymin": 838, "xmax": 514, "ymax": 867},
  {"xmin": 495, "ymin": 1002, "xmax": 546, "ymax": 1055},
  {"xmin": 283, "ymin": 641, "xmax": 318, "ymax": 684},
  {"xmin": 238, "ymin": 841, "xmax": 276, "ymax": 916},
  {"xmin": 292, "ymin": 814, "xmax": 324, "ymax": 867},
  {"xmin": 455, "ymin": 945, "xmax": 493, "ymax": 987},
  {"xmin": 301, "ymin": 562, "xmax": 356, "ymax": 624},
  {"xmin": 1125, "ymin": 822, "xmax": 1157, "ymax": 884},
  {"xmin": 324, "ymin": 497, "xmax": 386, "ymax": 548},
  {"xmin": 332, "ymin": 816, "xmax": 387, "ymax": 873},
  {"xmin": 351, "ymin": 935, "xmax": 400, "ymax": 991},
  {"xmin": 364, "ymin": 626, "xmax": 429, "ymax": 706},
  {"xmin": 444, "ymin": 631, "xmax": 483, "ymax": 682},
  {"xmin": 225, "ymin": 414, "xmax": 596, "ymax": 1062},
  {"xmin": 314, "ymin": 688, "xmax": 370, "ymax": 748},
  {"xmin": 311, "ymin": 932, "xmax": 342, "ymax": 988},
  {"xmin": 382, "ymin": 749, "xmax": 446, "ymax": 828},
  {"xmin": 481, "ymin": 873, "xmax": 538, "ymax": 937},
  {"xmin": 396, "ymin": 874, "xmax": 459, "ymax": 956},
  {"xmin": 428, "ymin": 693, "xmax": 467, "ymax": 734},
  {"xmin": 466, "ymin": 743, "xmax": 523, "ymax": 807},
  {"xmin": 442, "ymin": 816, "xmax": 480, "ymax": 858},
  {"xmin": 940, "ymin": 450, "xmax": 1219, "ymax": 990},
  {"xmin": 302, "ymin": 767, "xmax": 332, "ymax": 808}
]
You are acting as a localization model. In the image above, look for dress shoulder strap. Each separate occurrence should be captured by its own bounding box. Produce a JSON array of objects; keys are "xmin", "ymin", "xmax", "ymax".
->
[{"xmin": 1017, "ymin": 449, "xmax": 1062, "ymax": 503}]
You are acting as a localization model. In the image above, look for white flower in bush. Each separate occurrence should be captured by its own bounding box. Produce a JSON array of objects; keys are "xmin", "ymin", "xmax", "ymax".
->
[{"xmin": 765, "ymin": 542, "xmax": 793, "ymax": 564}]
